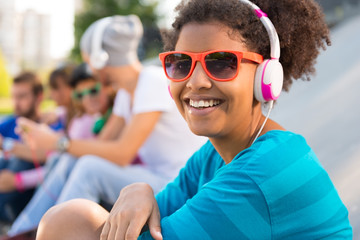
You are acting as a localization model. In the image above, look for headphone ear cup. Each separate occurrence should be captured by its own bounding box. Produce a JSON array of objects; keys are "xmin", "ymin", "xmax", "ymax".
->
[
  {"xmin": 90, "ymin": 50, "xmax": 109, "ymax": 70},
  {"xmin": 89, "ymin": 17, "xmax": 112, "ymax": 70},
  {"xmin": 254, "ymin": 59, "xmax": 284, "ymax": 103}
]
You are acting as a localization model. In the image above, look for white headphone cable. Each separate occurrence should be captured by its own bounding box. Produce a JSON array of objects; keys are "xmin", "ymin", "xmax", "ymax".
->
[{"xmin": 251, "ymin": 100, "xmax": 274, "ymax": 145}]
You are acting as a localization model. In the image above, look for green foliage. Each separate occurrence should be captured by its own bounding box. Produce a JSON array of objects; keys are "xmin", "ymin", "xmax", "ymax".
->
[{"xmin": 71, "ymin": 0, "xmax": 163, "ymax": 62}]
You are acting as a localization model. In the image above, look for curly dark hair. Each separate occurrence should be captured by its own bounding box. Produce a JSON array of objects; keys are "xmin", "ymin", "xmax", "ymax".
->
[{"xmin": 161, "ymin": 0, "xmax": 331, "ymax": 91}]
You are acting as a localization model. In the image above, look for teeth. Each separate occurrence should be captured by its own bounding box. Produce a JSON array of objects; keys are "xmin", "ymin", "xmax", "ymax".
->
[{"xmin": 189, "ymin": 99, "xmax": 221, "ymax": 108}]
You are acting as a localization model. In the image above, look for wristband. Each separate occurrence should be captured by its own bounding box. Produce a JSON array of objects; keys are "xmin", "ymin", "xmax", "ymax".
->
[{"xmin": 15, "ymin": 173, "xmax": 25, "ymax": 192}]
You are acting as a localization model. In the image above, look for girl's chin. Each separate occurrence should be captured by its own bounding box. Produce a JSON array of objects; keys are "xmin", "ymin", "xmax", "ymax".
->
[
  {"xmin": 86, "ymin": 110, "xmax": 97, "ymax": 115},
  {"xmin": 188, "ymin": 126, "xmax": 220, "ymax": 138}
]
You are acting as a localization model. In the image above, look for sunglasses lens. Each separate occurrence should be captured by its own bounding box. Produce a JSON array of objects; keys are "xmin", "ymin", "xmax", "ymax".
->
[
  {"xmin": 74, "ymin": 93, "xmax": 83, "ymax": 100},
  {"xmin": 205, "ymin": 52, "xmax": 238, "ymax": 80},
  {"xmin": 164, "ymin": 53, "xmax": 192, "ymax": 80},
  {"xmin": 74, "ymin": 84, "xmax": 101, "ymax": 100},
  {"xmin": 89, "ymin": 87, "xmax": 100, "ymax": 96}
]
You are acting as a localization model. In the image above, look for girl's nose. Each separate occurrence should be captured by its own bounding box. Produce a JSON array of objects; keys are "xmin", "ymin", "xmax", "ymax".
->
[{"xmin": 186, "ymin": 62, "xmax": 212, "ymax": 91}]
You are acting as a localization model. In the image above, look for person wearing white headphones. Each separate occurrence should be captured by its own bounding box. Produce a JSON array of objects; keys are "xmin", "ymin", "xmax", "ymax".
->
[
  {"xmin": 8, "ymin": 14, "xmax": 205, "ymax": 236},
  {"xmin": 36, "ymin": 1, "xmax": 352, "ymax": 239}
]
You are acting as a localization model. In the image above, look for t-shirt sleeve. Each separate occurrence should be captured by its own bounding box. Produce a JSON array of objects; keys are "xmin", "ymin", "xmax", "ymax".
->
[
  {"xmin": 139, "ymin": 160, "xmax": 271, "ymax": 240},
  {"xmin": 0, "ymin": 119, "xmax": 7, "ymax": 135},
  {"xmin": 112, "ymin": 89, "xmax": 132, "ymax": 120},
  {"xmin": 133, "ymin": 67, "xmax": 173, "ymax": 114},
  {"xmin": 153, "ymin": 142, "xmax": 210, "ymax": 219}
]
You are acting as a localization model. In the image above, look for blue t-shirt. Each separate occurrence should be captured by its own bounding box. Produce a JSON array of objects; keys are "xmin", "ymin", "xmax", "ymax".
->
[
  {"xmin": 139, "ymin": 131, "xmax": 352, "ymax": 239},
  {"xmin": 0, "ymin": 116, "xmax": 20, "ymax": 140},
  {"xmin": 0, "ymin": 115, "xmax": 64, "ymax": 141}
]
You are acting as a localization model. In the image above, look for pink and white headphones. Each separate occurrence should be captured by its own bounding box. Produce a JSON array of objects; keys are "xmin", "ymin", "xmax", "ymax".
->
[{"xmin": 240, "ymin": 0, "xmax": 284, "ymax": 103}]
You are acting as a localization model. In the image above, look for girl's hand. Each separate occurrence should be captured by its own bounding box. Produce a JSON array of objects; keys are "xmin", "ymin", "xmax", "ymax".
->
[
  {"xmin": 100, "ymin": 182, "xmax": 163, "ymax": 240},
  {"xmin": 40, "ymin": 111, "xmax": 59, "ymax": 125},
  {"xmin": 0, "ymin": 170, "xmax": 16, "ymax": 192},
  {"xmin": 16, "ymin": 117, "xmax": 59, "ymax": 151}
]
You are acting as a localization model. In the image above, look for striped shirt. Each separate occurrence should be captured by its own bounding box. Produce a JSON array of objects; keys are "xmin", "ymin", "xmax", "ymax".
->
[{"xmin": 139, "ymin": 131, "xmax": 352, "ymax": 239}]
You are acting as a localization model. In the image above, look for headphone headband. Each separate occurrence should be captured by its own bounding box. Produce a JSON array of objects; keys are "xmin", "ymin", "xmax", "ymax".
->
[
  {"xmin": 239, "ymin": 0, "xmax": 284, "ymax": 103},
  {"xmin": 239, "ymin": 0, "xmax": 280, "ymax": 59}
]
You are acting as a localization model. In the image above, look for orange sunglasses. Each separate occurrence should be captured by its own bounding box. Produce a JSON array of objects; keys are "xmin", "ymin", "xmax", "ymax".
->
[{"xmin": 159, "ymin": 50, "xmax": 263, "ymax": 82}]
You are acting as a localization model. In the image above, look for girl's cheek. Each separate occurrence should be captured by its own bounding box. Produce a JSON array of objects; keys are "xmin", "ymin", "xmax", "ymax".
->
[{"xmin": 169, "ymin": 82, "xmax": 183, "ymax": 101}]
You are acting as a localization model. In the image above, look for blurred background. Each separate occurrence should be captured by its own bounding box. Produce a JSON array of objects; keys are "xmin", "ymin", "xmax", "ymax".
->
[{"xmin": 0, "ymin": 0, "xmax": 359, "ymax": 236}]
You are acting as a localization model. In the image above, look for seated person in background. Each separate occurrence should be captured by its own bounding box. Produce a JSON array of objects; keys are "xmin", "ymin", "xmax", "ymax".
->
[
  {"xmin": 41, "ymin": 64, "xmax": 75, "ymax": 131},
  {"xmin": 0, "ymin": 63, "xmax": 109, "ymax": 195},
  {"xmin": 66, "ymin": 62, "xmax": 110, "ymax": 140},
  {"xmin": 36, "ymin": 0, "xmax": 352, "ymax": 239},
  {"xmin": 0, "ymin": 72, "xmax": 62, "ymax": 223},
  {"xmin": 0, "ymin": 65, "xmax": 75, "ymax": 198},
  {"xmin": 13, "ymin": 14, "xmax": 206, "ymax": 236},
  {"xmin": 6, "ymin": 63, "xmax": 113, "ymax": 236}
]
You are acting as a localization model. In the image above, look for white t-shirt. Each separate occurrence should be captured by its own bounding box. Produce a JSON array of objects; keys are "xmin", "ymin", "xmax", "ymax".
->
[{"xmin": 113, "ymin": 66, "xmax": 206, "ymax": 179}]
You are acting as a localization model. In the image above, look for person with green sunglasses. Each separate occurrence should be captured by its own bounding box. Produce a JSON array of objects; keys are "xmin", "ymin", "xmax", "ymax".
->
[{"xmin": 72, "ymin": 82, "xmax": 101, "ymax": 101}]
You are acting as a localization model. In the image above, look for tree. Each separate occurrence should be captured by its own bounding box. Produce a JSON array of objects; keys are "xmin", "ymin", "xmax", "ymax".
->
[{"xmin": 71, "ymin": 0, "xmax": 162, "ymax": 62}]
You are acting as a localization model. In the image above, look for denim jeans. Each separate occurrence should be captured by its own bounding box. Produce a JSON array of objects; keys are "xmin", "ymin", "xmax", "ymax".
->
[
  {"xmin": 8, "ymin": 153, "xmax": 76, "ymax": 236},
  {"xmin": 0, "ymin": 156, "xmax": 35, "ymax": 222},
  {"xmin": 58, "ymin": 155, "xmax": 172, "ymax": 205},
  {"xmin": 8, "ymin": 154, "xmax": 171, "ymax": 236}
]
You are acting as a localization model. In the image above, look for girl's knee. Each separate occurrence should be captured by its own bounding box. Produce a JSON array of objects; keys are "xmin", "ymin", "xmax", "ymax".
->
[{"xmin": 37, "ymin": 199, "xmax": 108, "ymax": 240}]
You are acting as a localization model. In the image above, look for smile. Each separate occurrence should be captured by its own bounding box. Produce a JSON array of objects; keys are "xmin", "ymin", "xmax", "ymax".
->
[{"xmin": 189, "ymin": 99, "xmax": 222, "ymax": 109}]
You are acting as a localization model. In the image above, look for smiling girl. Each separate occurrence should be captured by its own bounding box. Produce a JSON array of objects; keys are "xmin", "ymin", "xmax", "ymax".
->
[{"xmin": 36, "ymin": 0, "xmax": 352, "ymax": 239}]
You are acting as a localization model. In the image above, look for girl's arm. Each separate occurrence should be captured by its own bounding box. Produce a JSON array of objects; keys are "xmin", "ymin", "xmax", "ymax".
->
[
  {"xmin": 97, "ymin": 114, "xmax": 125, "ymax": 141},
  {"xmin": 17, "ymin": 111, "xmax": 161, "ymax": 166},
  {"xmin": 67, "ymin": 111, "xmax": 161, "ymax": 166}
]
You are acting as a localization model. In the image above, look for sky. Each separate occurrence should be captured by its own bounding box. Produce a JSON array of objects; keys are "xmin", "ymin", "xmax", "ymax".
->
[
  {"xmin": 14, "ymin": 0, "xmax": 181, "ymax": 59},
  {"xmin": 157, "ymin": 0, "xmax": 181, "ymax": 28}
]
